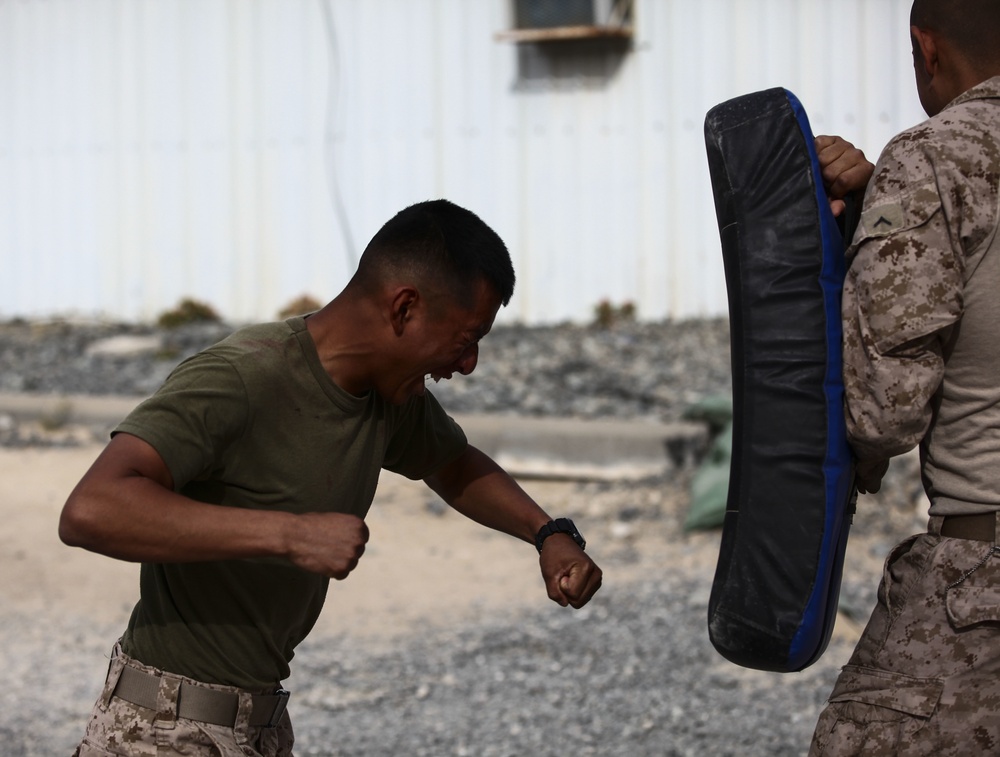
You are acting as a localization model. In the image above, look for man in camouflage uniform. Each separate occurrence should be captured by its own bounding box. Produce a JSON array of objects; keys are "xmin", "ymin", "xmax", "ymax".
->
[{"xmin": 810, "ymin": 1, "xmax": 1000, "ymax": 754}]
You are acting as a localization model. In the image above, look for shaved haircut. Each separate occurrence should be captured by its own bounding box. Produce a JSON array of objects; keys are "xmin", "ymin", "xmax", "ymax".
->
[
  {"xmin": 911, "ymin": 0, "xmax": 1000, "ymax": 69},
  {"xmin": 352, "ymin": 199, "xmax": 514, "ymax": 311}
]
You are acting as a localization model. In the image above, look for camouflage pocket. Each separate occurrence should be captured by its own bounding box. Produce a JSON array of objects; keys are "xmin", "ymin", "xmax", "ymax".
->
[
  {"xmin": 881, "ymin": 533, "xmax": 927, "ymax": 619},
  {"xmin": 946, "ymin": 585, "xmax": 1000, "ymax": 629},
  {"xmin": 828, "ymin": 664, "xmax": 944, "ymax": 719},
  {"xmin": 812, "ymin": 666, "xmax": 946, "ymax": 757},
  {"xmin": 75, "ymin": 741, "xmax": 119, "ymax": 756},
  {"xmin": 945, "ymin": 549, "xmax": 1000, "ymax": 630},
  {"xmin": 193, "ymin": 720, "xmax": 293, "ymax": 757}
]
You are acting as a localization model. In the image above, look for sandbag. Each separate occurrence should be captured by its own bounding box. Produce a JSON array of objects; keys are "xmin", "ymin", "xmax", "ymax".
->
[
  {"xmin": 683, "ymin": 395, "xmax": 733, "ymax": 532},
  {"xmin": 703, "ymin": 88, "xmax": 857, "ymax": 673}
]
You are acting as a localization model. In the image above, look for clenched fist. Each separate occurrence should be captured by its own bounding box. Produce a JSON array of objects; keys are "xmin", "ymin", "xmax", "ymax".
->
[{"xmin": 285, "ymin": 512, "xmax": 369, "ymax": 579}]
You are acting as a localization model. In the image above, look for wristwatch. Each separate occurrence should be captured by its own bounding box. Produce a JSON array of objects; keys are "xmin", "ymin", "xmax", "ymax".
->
[{"xmin": 535, "ymin": 517, "xmax": 586, "ymax": 553}]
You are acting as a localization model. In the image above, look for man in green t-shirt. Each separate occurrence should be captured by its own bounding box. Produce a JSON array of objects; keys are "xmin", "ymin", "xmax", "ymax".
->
[{"xmin": 60, "ymin": 199, "xmax": 603, "ymax": 756}]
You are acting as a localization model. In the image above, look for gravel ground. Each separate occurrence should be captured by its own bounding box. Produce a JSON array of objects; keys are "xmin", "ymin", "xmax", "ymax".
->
[
  {"xmin": 288, "ymin": 579, "xmax": 846, "ymax": 757},
  {"xmin": 0, "ymin": 570, "xmax": 851, "ymax": 757},
  {"xmin": 0, "ymin": 316, "xmax": 923, "ymax": 756}
]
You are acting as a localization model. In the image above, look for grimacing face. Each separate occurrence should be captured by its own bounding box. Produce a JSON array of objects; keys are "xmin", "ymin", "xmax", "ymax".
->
[{"xmin": 379, "ymin": 279, "xmax": 501, "ymax": 405}]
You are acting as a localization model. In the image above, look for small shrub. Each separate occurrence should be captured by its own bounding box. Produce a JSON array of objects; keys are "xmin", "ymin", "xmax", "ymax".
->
[
  {"xmin": 157, "ymin": 298, "xmax": 221, "ymax": 329},
  {"xmin": 277, "ymin": 294, "xmax": 323, "ymax": 319},
  {"xmin": 592, "ymin": 299, "xmax": 637, "ymax": 328},
  {"xmin": 594, "ymin": 299, "xmax": 615, "ymax": 328}
]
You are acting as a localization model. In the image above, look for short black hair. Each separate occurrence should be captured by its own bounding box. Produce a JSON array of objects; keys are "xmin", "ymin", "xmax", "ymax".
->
[
  {"xmin": 911, "ymin": 0, "xmax": 1000, "ymax": 69},
  {"xmin": 354, "ymin": 199, "xmax": 515, "ymax": 308}
]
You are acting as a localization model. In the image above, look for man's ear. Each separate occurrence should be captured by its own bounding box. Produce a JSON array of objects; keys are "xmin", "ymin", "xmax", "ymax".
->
[
  {"xmin": 388, "ymin": 286, "xmax": 419, "ymax": 337},
  {"xmin": 911, "ymin": 25, "xmax": 938, "ymax": 77}
]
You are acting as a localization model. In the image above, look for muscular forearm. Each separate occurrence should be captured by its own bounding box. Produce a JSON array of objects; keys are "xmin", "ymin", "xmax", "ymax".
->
[
  {"xmin": 424, "ymin": 445, "xmax": 551, "ymax": 543},
  {"xmin": 59, "ymin": 433, "xmax": 367, "ymax": 578},
  {"xmin": 60, "ymin": 473, "xmax": 296, "ymax": 564},
  {"xmin": 425, "ymin": 444, "xmax": 603, "ymax": 609}
]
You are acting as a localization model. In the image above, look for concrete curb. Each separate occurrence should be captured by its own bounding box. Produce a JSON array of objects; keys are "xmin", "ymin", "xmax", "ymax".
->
[
  {"xmin": 0, "ymin": 392, "xmax": 709, "ymax": 481},
  {"xmin": 460, "ymin": 414, "xmax": 707, "ymax": 480},
  {"xmin": 0, "ymin": 392, "xmax": 139, "ymax": 428}
]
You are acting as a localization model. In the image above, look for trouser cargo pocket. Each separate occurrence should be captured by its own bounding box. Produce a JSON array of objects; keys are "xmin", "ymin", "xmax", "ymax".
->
[
  {"xmin": 827, "ymin": 665, "xmax": 943, "ymax": 717},
  {"xmin": 809, "ymin": 666, "xmax": 944, "ymax": 756}
]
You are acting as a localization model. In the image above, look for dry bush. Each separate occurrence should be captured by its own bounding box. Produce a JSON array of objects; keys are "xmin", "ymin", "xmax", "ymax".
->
[
  {"xmin": 278, "ymin": 294, "xmax": 323, "ymax": 319},
  {"xmin": 156, "ymin": 298, "xmax": 221, "ymax": 329}
]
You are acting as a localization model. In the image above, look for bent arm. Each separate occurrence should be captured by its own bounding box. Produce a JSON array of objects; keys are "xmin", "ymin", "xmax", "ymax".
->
[
  {"xmin": 841, "ymin": 147, "xmax": 963, "ymax": 491},
  {"xmin": 424, "ymin": 444, "xmax": 551, "ymax": 542},
  {"xmin": 59, "ymin": 432, "xmax": 368, "ymax": 578},
  {"xmin": 424, "ymin": 444, "xmax": 602, "ymax": 608}
]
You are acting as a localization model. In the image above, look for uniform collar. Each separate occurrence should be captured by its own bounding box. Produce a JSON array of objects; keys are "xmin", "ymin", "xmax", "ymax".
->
[{"xmin": 945, "ymin": 75, "xmax": 1000, "ymax": 111}]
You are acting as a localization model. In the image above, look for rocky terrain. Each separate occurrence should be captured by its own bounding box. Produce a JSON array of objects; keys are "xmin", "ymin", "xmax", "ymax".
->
[{"xmin": 0, "ymin": 315, "xmax": 733, "ymax": 422}]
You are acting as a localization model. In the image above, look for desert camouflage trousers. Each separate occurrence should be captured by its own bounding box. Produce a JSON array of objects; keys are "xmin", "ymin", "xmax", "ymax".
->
[
  {"xmin": 810, "ymin": 516, "xmax": 1000, "ymax": 756},
  {"xmin": 73, "ymin": 643, "xmax": 294, "ymax": 756}
]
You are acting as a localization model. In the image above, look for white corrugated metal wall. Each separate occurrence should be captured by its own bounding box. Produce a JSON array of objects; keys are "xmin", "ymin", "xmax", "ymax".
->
[{"xmin": 0, "ymin": 0, "xmax": 925, "ymax": 325}]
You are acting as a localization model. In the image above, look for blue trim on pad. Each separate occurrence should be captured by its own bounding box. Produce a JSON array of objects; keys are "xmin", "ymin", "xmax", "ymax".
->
[{"xmin": 785, "ymin": 89, "xmax": 854, "ymax": 669}]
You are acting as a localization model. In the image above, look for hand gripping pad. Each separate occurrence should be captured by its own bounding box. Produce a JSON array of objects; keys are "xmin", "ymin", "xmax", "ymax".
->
[{"xmin": 703, "ymin": 88, "xmax": 857, "ymax": 672}]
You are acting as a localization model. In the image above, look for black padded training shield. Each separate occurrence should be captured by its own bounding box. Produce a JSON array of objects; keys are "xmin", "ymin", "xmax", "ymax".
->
[{"xmin": 703, "ymin": 88, "xmax": 857, "ymax": 673}]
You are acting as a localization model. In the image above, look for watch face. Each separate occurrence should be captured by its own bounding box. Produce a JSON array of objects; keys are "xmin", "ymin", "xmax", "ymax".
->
[
  {"xmin": 536, "ymin": 518, "xmax": 586, "ymax": 552},
  {"xmin": 556, "ymin": 518, "xmax": 585, "ymax": 549}
]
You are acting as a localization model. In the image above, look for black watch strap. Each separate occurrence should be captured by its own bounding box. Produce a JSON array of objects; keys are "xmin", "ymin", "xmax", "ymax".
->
[{"xmin": 535, "ymin": 517, "xmax": 586, "ymax": 553}]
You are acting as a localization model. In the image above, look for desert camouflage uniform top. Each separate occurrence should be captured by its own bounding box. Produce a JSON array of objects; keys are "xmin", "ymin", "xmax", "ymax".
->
[{"xmin": 842, "ymin": 75, "xmax": 1000, "ymax": 516}]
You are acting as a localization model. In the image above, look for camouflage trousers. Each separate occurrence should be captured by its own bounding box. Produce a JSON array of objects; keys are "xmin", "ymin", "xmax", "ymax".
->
[
  {"xmin": 810, "ymin": 516, "xmax": 1000, "ymax": 756},
  {"xmin": 73, "ymin": 643, "xmax": 294, "ymax": 756}
]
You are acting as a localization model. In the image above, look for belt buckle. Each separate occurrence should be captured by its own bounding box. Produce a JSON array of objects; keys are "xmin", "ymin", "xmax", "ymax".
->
[{"xmin": 266, "ymin": 688, "xmax": 290, "ymax": 728}]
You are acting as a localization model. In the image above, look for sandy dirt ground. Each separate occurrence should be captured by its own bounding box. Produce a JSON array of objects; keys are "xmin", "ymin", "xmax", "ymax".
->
[{"xmin": 0, "ymin": 440, "xmax": 928, "ymax": 755}]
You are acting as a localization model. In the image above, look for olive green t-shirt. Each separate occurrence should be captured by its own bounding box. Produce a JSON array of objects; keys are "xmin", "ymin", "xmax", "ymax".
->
[{"xmin": 115, "ymin": 316, "xmax": 467, "ymax": 688}]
